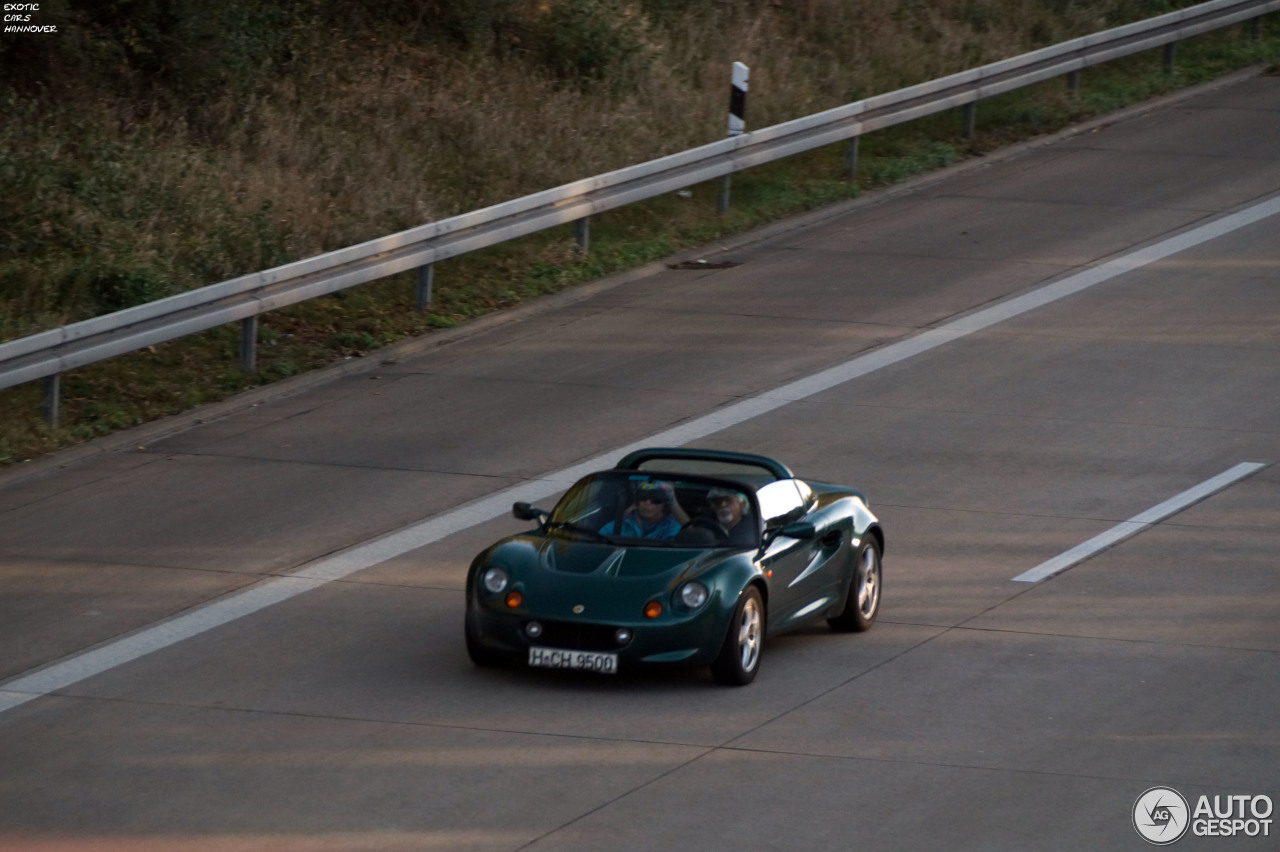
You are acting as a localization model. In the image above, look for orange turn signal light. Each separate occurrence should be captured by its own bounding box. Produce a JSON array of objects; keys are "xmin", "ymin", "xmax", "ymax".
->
[
  {"xmin": 505, "ymin": 591, "xmax": 523, "ymax": 608},
  {"xmin": 643, "ymin": 601, "xmax": 663, "ymax": 619}
]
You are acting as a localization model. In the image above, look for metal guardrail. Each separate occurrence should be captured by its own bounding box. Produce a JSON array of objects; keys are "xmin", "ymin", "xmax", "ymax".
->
[{"xmin": 2, "ymin": 0, "xmax": 1275, "ymax": 425}]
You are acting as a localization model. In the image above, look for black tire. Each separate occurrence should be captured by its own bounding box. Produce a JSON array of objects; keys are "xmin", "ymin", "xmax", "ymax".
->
[
  {"xmin": 465, "ymin": 611, "xmax": 510, "ymax": 667},
  {"xmin": 828, "ymin": 538, "xmax": 881, "ymax": 633},
  {"xmin": 711, "ymin": 586, "xmax": 765, "ymax": 686}
]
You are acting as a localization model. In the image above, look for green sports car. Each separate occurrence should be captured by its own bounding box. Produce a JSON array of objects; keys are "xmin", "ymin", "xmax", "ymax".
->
[{"xmin": 464, "ymin": 448, "xmax": 884, "ymax": 685}]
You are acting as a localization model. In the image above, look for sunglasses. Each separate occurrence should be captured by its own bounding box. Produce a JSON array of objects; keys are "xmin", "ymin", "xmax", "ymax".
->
[
  {"xmin": 708, "ymin": 495, "xmax": 738, "ymax": 504},
  {"xmin": 635, "ymin": 495, "xmax": 666, "ymax": 504}
]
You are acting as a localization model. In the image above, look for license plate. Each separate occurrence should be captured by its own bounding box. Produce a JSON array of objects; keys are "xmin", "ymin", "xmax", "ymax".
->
[{"xmin": 528, "ymin": 646, "xmax": 618, "ymax": 674}]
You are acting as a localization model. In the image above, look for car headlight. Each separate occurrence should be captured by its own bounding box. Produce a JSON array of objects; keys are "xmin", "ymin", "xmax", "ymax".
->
[
  {"xmin": 677, "ymin": 581, "xmax": 709, "ymax": 610},
  {"xmin": 481, "ymin": 566, "xmax": 510, "ymax": 594}
]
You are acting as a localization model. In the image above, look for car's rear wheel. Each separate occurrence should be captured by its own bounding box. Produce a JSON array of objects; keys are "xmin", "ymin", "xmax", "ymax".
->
[
  {"xmin": 711, "ymin": 586, "xmax": 764, "ymax": 686},
  {"xmin": 828, "ymin": 538, "xmax": 881, "ymax": 632},
  {"xmin": 465, "ymin": 611, "xmax": 511, "ymax": 667}
]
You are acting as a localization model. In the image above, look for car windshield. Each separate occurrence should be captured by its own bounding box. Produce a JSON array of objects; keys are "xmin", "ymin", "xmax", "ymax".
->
[{"xmin": 548, "ymin": 471, "xmax": 761, "ymax": 549}]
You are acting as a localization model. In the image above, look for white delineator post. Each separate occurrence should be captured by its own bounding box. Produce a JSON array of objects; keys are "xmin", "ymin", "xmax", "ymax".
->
[
  {"xmin": 728, "ymin": 61, "xmax": 748, "ymax": 136},
  {"xmin": 718, "ymin": 61, "xmax": 749, "ymax": 215}
]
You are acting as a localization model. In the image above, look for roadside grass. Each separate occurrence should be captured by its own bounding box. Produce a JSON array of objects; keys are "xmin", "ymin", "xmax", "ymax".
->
[{"xmin": 1, "ymin": 17, "xmax": 1277, "ymax": 466}]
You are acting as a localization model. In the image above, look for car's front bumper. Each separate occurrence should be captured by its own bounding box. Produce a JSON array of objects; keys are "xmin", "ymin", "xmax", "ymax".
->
[{"xmin": 467, "ymin": 600, "xmax": 729, "ymax": 668}]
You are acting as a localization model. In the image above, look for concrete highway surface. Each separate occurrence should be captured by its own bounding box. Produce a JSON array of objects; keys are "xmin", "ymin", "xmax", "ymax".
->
[{"xmin": 1, "ymin": 71, "xmax": 1278, "ymax": 850}]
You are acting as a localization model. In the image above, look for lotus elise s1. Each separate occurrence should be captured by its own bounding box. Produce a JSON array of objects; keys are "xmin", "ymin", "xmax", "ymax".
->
[{"xmin": 464, "ymin": 448, "xmax": 883, "ymax": 685}]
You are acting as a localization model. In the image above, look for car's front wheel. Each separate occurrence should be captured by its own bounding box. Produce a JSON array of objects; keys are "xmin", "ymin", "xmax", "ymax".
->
[
  {"xmin": 711, "ymin": 586, "xmax": 764, "ymax": 686},
  {"xmin": 828, "ymin": 538, "xmax": 881, "ymax": 632}
]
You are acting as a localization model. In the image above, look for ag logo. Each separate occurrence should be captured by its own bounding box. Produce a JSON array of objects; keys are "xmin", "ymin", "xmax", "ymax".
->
[{"xmin": 1134, "ymin": 787, "xmax": 1190, "ymax": 845}]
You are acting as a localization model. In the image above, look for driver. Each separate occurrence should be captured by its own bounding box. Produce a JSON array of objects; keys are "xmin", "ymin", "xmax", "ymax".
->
[
  {"xmin": 706, "ymin": 486, "xmax": 756, "ymax": 546},
  {"xmin": 600, "ymin": 480, "xmax": 683, "ymax": 540}
]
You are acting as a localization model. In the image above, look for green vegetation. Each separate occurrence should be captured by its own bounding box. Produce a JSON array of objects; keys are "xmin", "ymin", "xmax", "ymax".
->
[{"xmin": 1, "ymin": 1, "xmax": 1277, "ymax": 465}]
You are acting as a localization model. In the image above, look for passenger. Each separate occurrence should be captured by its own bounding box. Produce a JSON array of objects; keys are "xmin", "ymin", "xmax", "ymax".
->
[
  {"xmin": 706, "ymin": 486, "xmax": 756, "ymax": 546},
  {"xmin": 600, "ymin": 480, "xmax": 683, "ymax": 540}
]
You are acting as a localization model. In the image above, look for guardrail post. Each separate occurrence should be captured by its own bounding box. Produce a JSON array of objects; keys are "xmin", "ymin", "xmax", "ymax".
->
[
  {"xmin": 1066, "ymin": 70, "xmax": 1081, "ymax": 98},
  {"xmin": 1248, "ymin": 15, "xmax": 1261, "ymax": 40},
  {"xmin": 42, "ymin": 373, "xmax": 60, "ymax": 428},
  {"xmin": 1164, "ymin": 41, "xmax": 1177, "ymax": 74},
  {"xmin": 845, "ymin": 136, "xmax": 859, "ymax": 180},
  {"xmin": 719, "ymin": 61, "xmax": 749, "ymax": 215},
  {"xmin": 574, "ymin": 217, "xmax": 590, "ymax": 254},
  {"xmin": 415, "ymin": 264, "xmax": 434, "ymax": 313},
  {"xmin": 962, "ymin": 102, "xmax": 977, "ymax": 139},
  {"xmin": 240, "ymin": 316, "xmax": 257, "ymax": 372},
  {"xmin": 717, "ymin": 175, "xmax": 732, "ymax": 215}
]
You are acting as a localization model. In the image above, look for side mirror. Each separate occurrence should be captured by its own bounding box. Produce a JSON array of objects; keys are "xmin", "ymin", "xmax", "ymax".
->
[
  {"xmin": 512, "ymin": 501, "xmax": 548, "ymax": 523},
  {"xmin": 780, "ymin": 520, "xmax": 817, "ymax": 540}
]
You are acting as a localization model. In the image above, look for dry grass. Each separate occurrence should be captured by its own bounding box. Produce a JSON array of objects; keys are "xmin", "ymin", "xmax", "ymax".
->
[{"xmin": 1, "ymin": 2, "xmax": 1204, "ymax": 340}]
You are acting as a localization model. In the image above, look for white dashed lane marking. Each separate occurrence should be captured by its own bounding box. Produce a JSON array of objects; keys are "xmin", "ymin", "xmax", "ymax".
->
[{"xmin": 1012, "ymin": 462, "xmax": 1268, "ymax": 583}]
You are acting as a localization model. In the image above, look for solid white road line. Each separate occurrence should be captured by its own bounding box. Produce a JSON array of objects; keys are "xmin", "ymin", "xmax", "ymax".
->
[
  {"xmin": 2, "ymin": 195, "xmax": 1279, "ymax": 715},
  {"xmin": 1011, "ymin": 462, "xmax": 1267, "ymax": 583}
]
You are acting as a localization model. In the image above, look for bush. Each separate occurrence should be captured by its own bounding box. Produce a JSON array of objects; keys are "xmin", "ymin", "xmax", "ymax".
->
[
  {"xmin": 411, "ymin": 0, "xmax": 522, "ymax": 50},
  {"xmin": 524, "ymin": 0, "xmax": 650, "ymax": 87},
  {"xmin": 89, "ymin": 267, "xmax": 172, "ymax": 314}
]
